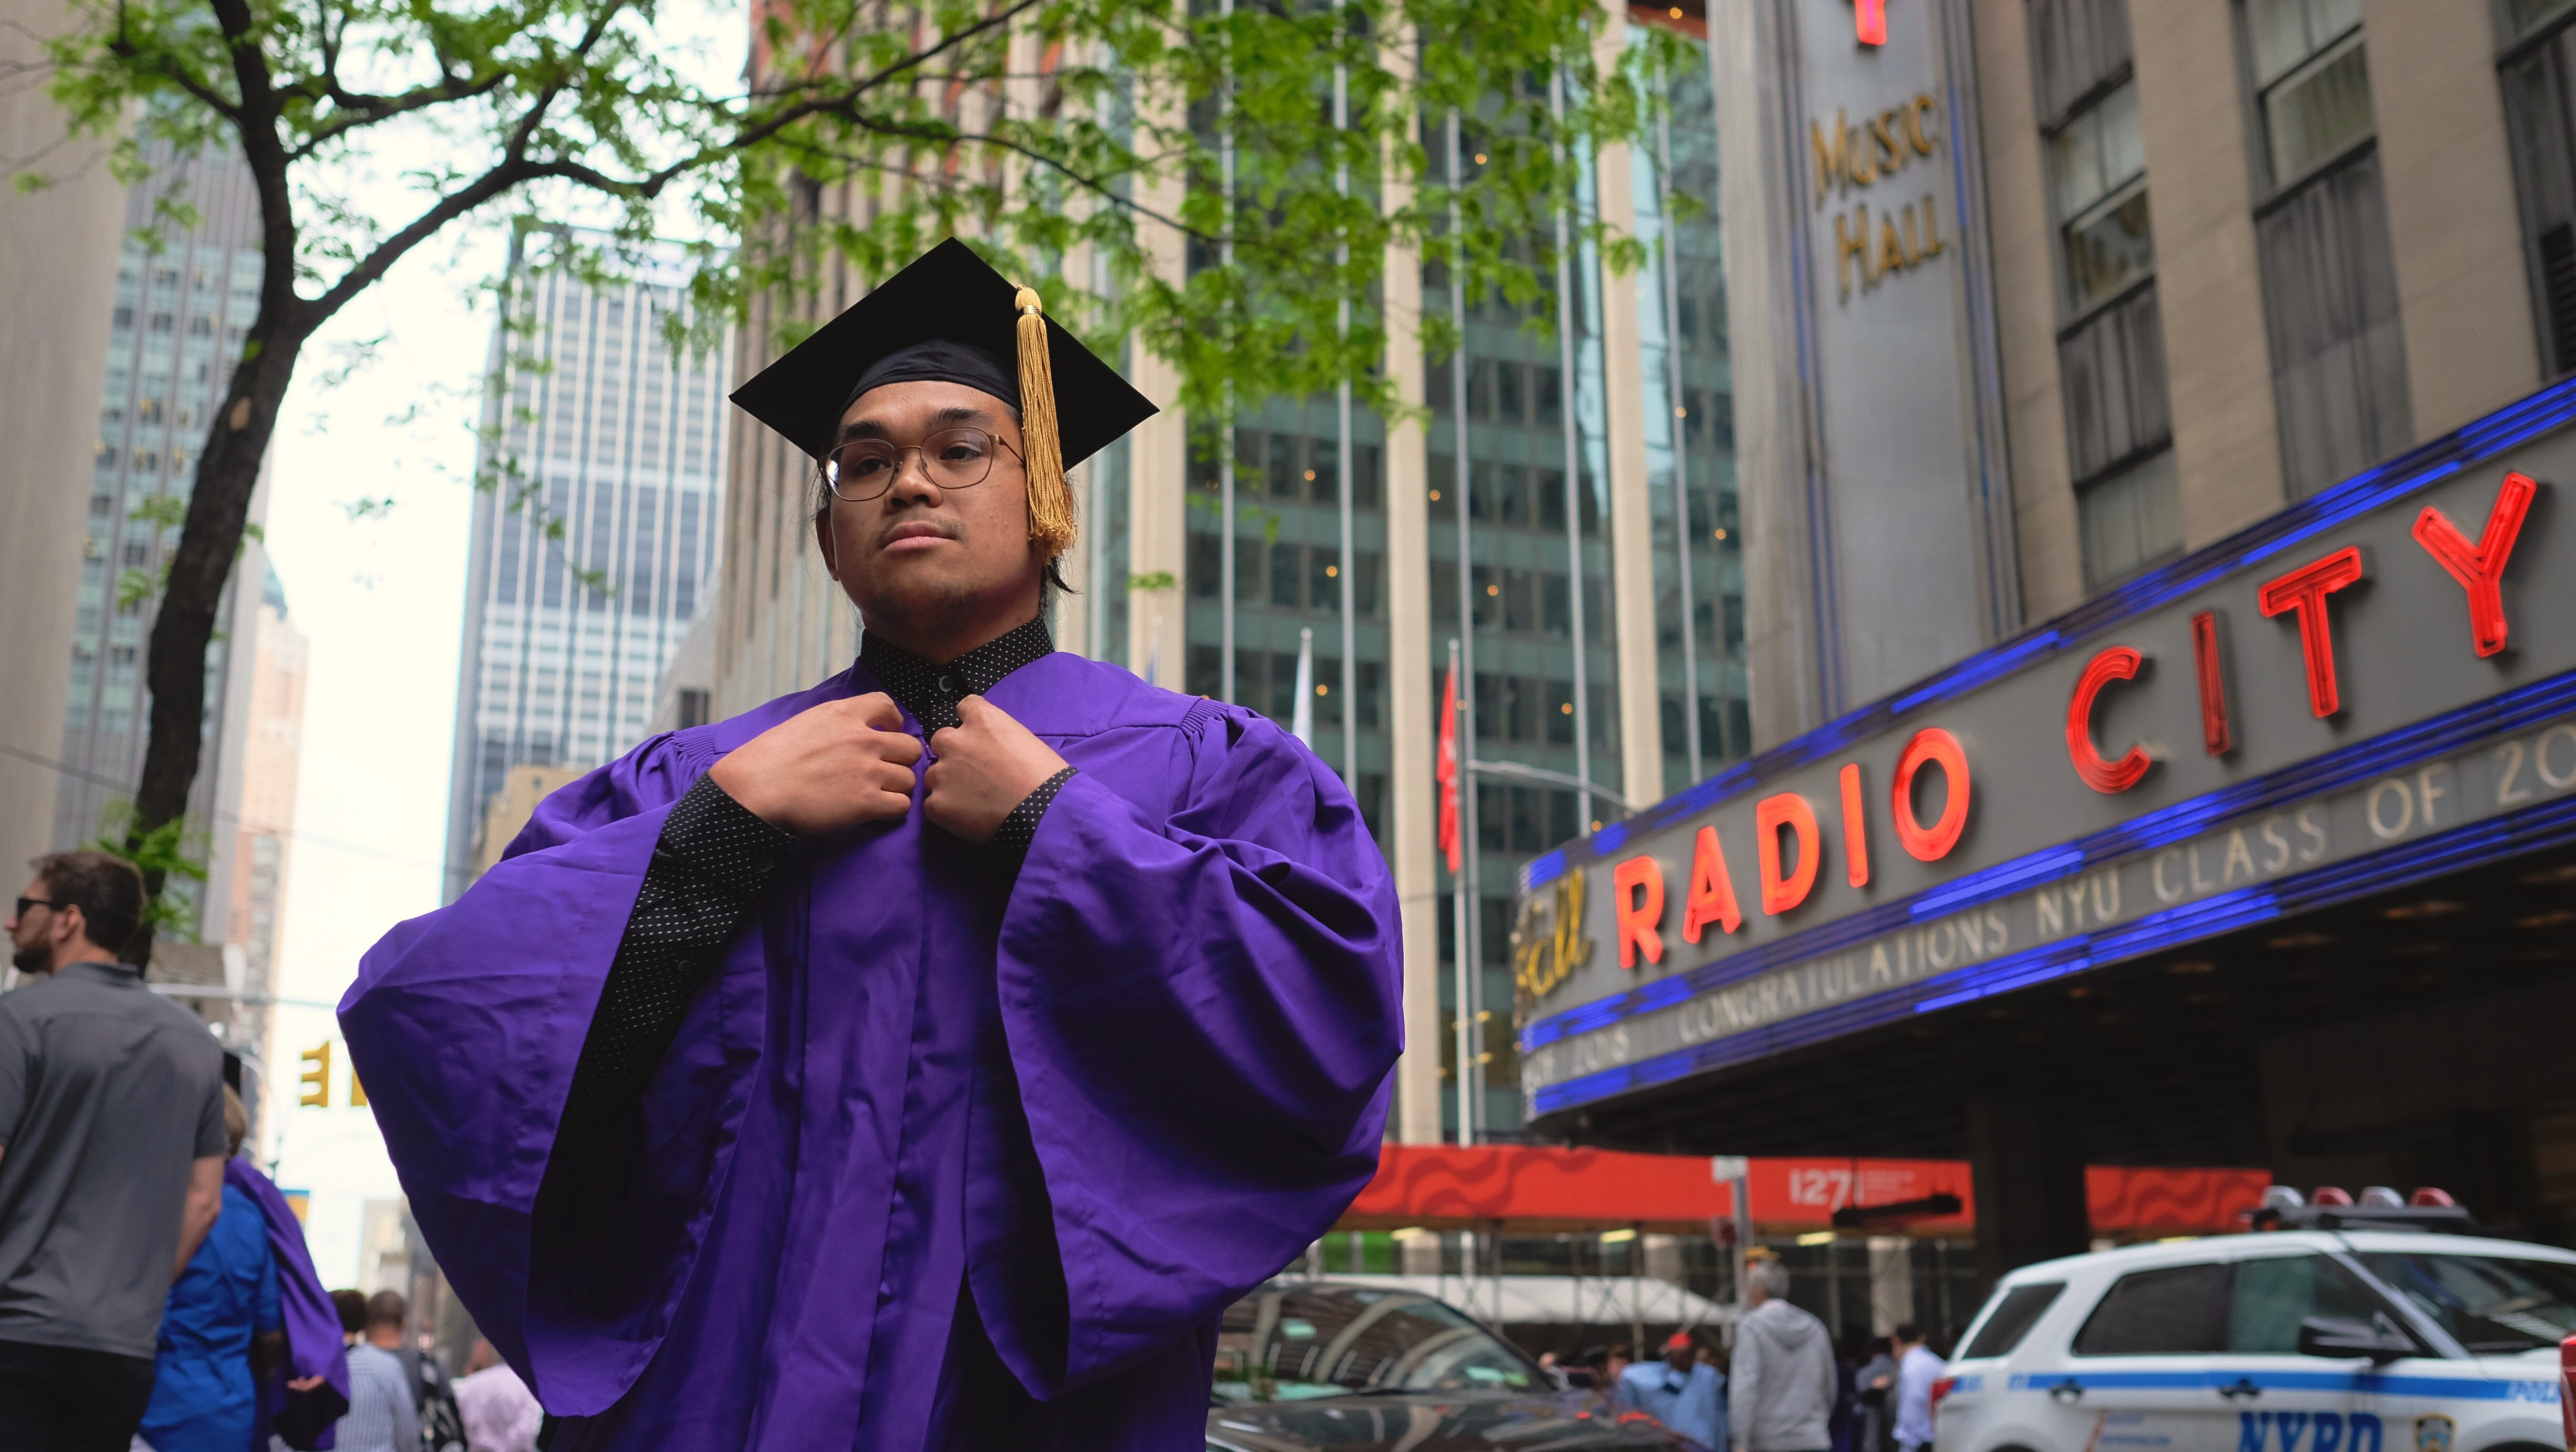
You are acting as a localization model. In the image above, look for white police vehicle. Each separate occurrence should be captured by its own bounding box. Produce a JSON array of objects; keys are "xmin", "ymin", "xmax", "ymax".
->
[{"xmin": 1931, "ymin": 1189, "xmax": 2575, "ymax": 1452}]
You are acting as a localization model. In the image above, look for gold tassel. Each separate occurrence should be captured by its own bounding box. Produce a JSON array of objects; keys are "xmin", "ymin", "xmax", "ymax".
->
[{"xmin": 1013, "ymin": 285, "xmax": 1078, "ymax": 557}]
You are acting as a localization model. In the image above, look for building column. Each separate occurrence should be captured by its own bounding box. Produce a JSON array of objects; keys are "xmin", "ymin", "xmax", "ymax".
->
[
  {"xmin": 1127, "ymin": 144, "xmax": 1191, "ymax": 682},
  {"xmin": 1593, "ymin": 3, "xmax": 1667, "ymax": 813},
  {"xmin": 1383, "ymin": 101, "xmax": 1447, "ymax": 1146},
  {"xmin": 1966, "ymin": 1092, "xmax": 2090, "ymax": 1285},
  {"xmin": 2129, "ymin": 0, "xmax": 2288, "ymax": 545},
  {"xmin": 2363, "ymin": 0, "xmax": 2541, "ymax": 438},
  {"xmin": 1866, "ymin": 1236, "xmax": 1915, "ymax": 1335},
  {"xmin": 1709, "ymin": 0, "xmax": 1828, "ymax": 750}
]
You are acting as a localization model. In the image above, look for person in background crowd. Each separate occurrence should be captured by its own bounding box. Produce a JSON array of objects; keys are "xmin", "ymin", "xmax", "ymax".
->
[
  {"xmin": 1890, "ymin": 1323, "xmax": 1943, "ymax": 1452},
  {"xmin": 332, "ymin": 1290, "xmax": 367, "ymax": 1344},
  {"xmin": 367, "ymin": 1292, "xmax": 462, "ymax": 1450},
  {"xmin": 0, "ymin": 852, "xmax": 228, "ymax": 1452},
  {"xmin": 219, "ymin": 1157, "xmax": 346, "ymax": 1450},
  {"xmin": 1619, "ymin": 1330, "xmax": 1726, "ymax": 1448},
  {"xmin": 135, "ymin": 1088, "xmax": 277, "ymax": 1452},
  {"xmin": 1536, "ymin": 1350, "xmax": 1567, "ymax": 1391},
  {"xmin": 1851, "ymin": 1333, "xmax": 1898, "ymax": 1452},
  {"xmin": 340, "ymin": 1295, "xmax": 419, "ymax": 1452},
  {"xmin": 454, "ymin": 1338, "xmax": 541, "ymax": 1452},
  {"xmin": 1826, "ymin": 1329, "xmax": 1860, "ymax": 1452},
  {"xmin": 1729, "ymin": 1259, "xmax": 1837, "ymax": 1452},
  {"xmin": 1606, "ymin": 1342, "xmax": 1634, "ymax": 1390}
]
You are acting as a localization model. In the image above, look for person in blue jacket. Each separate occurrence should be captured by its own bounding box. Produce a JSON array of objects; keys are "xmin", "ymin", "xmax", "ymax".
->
[{"xmin": 137, "ymin": 1088, "xmax": 278, "ymax": 1452}]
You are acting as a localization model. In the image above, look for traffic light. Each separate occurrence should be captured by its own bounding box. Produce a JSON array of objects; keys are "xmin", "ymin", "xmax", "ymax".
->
[{"xmin": 298, "ymin": 1043, "xmax": 330, "ymax": 1107}]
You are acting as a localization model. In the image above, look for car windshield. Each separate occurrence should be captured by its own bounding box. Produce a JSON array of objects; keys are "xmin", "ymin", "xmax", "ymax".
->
[
  {"xmin": 1213, "ymin": 1283, "xmax": 1542, "ymax": 1404},
  {"xmin": 2354, "ymin": 1252, "xmax": 2576, "ymax": 1353}
]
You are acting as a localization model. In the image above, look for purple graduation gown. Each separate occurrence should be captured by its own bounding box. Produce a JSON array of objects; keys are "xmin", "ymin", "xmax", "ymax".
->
[
  {"xmin": 225, "ymin": 1157, "xmax": 350, "ymax": 1449},
  {"xmin": 341, "ymin": 652, "xmax": 1402, "ymax": 1449}
]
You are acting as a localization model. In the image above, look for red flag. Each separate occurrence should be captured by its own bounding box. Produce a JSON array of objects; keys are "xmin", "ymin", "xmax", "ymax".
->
[{"xmin": 1436, "ymin": 663, "xmax": 1461, "ymax": 873}]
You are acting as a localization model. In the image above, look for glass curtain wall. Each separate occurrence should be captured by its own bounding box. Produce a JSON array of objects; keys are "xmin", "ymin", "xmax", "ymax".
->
[
  {"xmin": 1182, "ymin": 403, "xmax": 1391, "ymax": 838},
  {"xmin": 1176, "ymin": 0, "xmax": 1392, "ymax": 840},
  {"xmin": 1635, "ymin": 35, "xmax": 1749, "ymax": 796},
  {"xmin": 1426, "ymin": 79, "xmax": 1623, "ymax": 1140}
]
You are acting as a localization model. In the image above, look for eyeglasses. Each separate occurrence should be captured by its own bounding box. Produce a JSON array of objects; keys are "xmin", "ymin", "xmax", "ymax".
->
[
  {"xmin": 820, "ymin": 428, "xmax": 1022, "ymax": 503},
  {"xmin": 13, "ymin": 897, "xmax": 61, "ymax": 919}
]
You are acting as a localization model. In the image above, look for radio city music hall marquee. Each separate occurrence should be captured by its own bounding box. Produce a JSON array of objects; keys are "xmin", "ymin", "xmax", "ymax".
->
[{"xmin": 1511, "ymin": 390, "xmax": 2576, "ymax": 1122}]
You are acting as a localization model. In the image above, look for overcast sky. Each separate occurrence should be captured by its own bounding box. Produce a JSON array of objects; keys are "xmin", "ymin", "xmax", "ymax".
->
[{"xmin": 253, "ymin": 6, "xmax": 743, "ymax": 1282}]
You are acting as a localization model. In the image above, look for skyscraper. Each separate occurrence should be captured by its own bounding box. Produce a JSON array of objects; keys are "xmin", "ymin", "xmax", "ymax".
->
[
  {"xmin": 52, "ymin": 143, "xmax": 270, "ymax": 942},
  {"xmin": 440, "ymin": 229, "xmax": 731, "ymax": 897},
  {"xmin": 0, "ymin": 0, "xmax": 123, "ymax": 890},
  {"xmin": 204, "ymin": 564, "xmax": 308, "ymax": 1087}
]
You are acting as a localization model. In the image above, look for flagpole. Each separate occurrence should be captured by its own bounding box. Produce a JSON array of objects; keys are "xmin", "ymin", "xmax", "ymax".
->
[
  {"xmin": 1447, "ymin": 637, "xmax": 1472, "ymax": 1144},
  {"xmin": 1446, "ymin": 110, "xmax": 1482, "ymax": 1146}
]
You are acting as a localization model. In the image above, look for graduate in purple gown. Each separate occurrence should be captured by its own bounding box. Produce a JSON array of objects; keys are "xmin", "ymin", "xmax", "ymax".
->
[{"xmin": 341, "ymin": 239, "xmax": 1404, "ymax": 1450}]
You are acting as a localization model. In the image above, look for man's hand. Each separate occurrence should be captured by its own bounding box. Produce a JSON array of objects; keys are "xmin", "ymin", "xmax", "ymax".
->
[
  {"xmin": 924, "ymin": 695, "xmax": 1069, "ymax": 844},
  {"xmin": 710, "ymin": 692, "xmax": 923, "ymax": 834}
]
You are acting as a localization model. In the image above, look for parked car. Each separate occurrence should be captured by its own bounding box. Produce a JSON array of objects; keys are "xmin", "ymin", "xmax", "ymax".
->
[
  {"xmin": 1933, "ymin": 1205, "xmax": 2574, "ymax": 1452},
  {"xmin": 1206, "ymin": 1278, "xmax": 1706, "ymax": 1450}
]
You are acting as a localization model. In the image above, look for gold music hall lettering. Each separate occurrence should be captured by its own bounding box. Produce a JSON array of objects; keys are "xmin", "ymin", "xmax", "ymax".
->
[{"xmin": 1814, "ymin": 93, "xmax": 1947, "ymax": 301}]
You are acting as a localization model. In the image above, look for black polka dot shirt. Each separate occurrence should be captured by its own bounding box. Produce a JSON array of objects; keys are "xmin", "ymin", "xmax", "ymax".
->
[
  {"xmin": 859, "ymin": 614, "xmax": 1058, "ymax": 733},
  {"xmin": 559, "ymin": 618, "xmax": 1072, "ymax": 1138}
]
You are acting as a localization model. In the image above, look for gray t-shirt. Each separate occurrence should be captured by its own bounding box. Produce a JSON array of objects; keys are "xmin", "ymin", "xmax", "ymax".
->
[{"xmin": 0, "ymin": 960, "xmax": 226, "ymax": 1357}]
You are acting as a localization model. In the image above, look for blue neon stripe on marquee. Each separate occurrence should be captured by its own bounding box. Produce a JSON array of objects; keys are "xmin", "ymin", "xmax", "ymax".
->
[
  {"xmin": 1521, "ymin": 370, "xmax": 2576, "ymax": 894},
  {"xmin": 1528, "ymin": 783, "xmax": 2576, "ymax": 1116},
  {"xmin": 1521, "ymin": 661, "xmax": 2576, "ymax": 1053}
]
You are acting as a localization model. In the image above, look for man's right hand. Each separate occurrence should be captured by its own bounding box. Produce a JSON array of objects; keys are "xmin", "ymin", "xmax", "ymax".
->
[{"xmin": 709, "ymin": 692, "xmax": 922, "ymax": 834}]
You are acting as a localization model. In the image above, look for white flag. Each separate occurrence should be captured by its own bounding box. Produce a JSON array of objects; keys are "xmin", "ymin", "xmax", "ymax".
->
[{"xmin": 1291, "ymin": 627, "xmax": 1314, "ymax": 745}]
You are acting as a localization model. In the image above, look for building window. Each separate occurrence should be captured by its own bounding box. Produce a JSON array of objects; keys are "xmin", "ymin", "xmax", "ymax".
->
[
  {"xmin": 2031, "ymin": 0, "xmax": 2179, "ymax": 591},
  {"xmin": 2244, "ymin": 0, "xmax": 2410, "ymax": 498},
  {"xmin": 2247, "ymin": 0, "xmax": 2371, "ymax": 185},
  {"xmin": 2053, "ymin": 83, "xmax": 2150, "ymax": 313},
  {"xmin": 2500, "ymin": 1, "xmax": 2576, "ymax": 375}
]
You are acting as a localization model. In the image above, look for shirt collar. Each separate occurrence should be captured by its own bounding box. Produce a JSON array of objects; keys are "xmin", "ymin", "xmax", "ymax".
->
[
  {"xmin": 858, "ymin": 615, "xmax": 1053, "ymax": 732},
  {"xmin": 54, "ymin": 959, "xmax": 139, "ymax": 987}
]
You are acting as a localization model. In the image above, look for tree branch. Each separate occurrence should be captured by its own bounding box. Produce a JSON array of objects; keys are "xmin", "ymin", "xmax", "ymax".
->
[
  {"xmin": 286, "ymin": 68, "xmax": 510, "ymax": 160},
  {"xmin": 302, "ymin": 0, "xmax": 630, "ymax": 322},
  {"xmin": 669, "ymin": 0, "xmax": 1044, "ymax": 189}
]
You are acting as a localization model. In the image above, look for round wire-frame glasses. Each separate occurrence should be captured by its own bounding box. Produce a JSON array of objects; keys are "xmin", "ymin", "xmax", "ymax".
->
[{"xmin": 820, "ymin": 427, "xmax": 1023, "ymax": 503}]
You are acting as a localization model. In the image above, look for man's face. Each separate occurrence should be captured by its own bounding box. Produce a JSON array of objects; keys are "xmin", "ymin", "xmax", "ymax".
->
[
  {"xmin": 8, "ymin": 878, "xmax": 62, "ymax": 974},
  {"xmin": 814, "ymin": 380, "xmax": 1040, "ymax": 631},
  {"xmin": 1665, "ymin": 1344, "xmax": 1695, "ymax": 1373}
]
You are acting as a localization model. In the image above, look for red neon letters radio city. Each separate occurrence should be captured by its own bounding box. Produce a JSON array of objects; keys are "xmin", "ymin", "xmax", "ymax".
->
[{"xmin": 1603, "ymin": 471, "xmax": 2539, "ymax": 978}]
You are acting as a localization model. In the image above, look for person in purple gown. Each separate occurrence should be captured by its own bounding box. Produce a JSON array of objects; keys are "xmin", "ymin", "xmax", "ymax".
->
[{"xmin": 341, "ymin": 238, "xmax": 1404, "ymax": 1450}]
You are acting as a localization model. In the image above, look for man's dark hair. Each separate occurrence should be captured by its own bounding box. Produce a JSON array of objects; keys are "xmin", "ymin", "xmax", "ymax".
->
[
  {"xmin": 1894, "ymin": 1322, "xmax": 1921, "ymax": 1344},
  {"xmin": 368, "ymin": 1289, "xmax": 407, "ymax": 1329},
  {"xmin": 29, "ymin": 850, "xmax": 144, "ymax": 956},
  {"xmin": 332, "ymin": 1288, "xmax": 368, "ymax": 1334}
]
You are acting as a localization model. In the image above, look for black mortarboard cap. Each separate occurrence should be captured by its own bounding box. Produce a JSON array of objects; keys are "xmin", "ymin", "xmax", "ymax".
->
[{"xmin": 731, "ymin": 239, "xmax": 1164, "ymax": 471}]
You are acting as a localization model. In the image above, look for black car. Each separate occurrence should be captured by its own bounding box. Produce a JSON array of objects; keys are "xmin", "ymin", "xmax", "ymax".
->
[{"xmin": 1205, "ymin": 1278, "xmax": 1709, "ymax": 1451}]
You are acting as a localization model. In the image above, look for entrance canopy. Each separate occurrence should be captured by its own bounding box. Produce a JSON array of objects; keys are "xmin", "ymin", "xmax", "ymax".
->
[
  {"xmin": 1513, "ymin": 376, "xmax": 2576, "ymax": 1164},
  {"xmin": 1337, "ymin": 1146, "xmax": 2266, "ymax": 1238}
]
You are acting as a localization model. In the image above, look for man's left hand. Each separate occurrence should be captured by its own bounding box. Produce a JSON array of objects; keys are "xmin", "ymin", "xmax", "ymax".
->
[{"xmin": 924, "ymin": 695, "xmax": 1069, "ymax": 844}]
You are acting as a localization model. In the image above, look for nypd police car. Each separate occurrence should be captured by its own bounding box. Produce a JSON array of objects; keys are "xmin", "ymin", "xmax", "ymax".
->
[{"xmin": 1930, "ymin": 1192, "xmax": 2575, "ymax": 1452}]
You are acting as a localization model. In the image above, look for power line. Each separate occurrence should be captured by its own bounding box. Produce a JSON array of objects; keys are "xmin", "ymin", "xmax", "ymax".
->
[{"xmin": 0, "ymin": 738, "xmax": 465, "ymax": 882}]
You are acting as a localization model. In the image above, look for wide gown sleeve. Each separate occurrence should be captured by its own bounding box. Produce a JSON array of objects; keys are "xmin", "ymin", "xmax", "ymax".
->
[
  {"xmin": 339, "ymin": 735, "xmax": 744, "ymax": 1414},
  {"xmin": 984, "ymin": 702, "xmax": 1403, "ymax": 1394}
]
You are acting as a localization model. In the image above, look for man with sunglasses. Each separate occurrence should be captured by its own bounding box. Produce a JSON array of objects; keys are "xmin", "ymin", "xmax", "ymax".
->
[
  {"xmin": 0, "ymin": 851, "xmax": 228, "ymax": 1450},
  {"xmin": 345, "ymin": 240, "xmax": 1403, "ymax": 1451}
]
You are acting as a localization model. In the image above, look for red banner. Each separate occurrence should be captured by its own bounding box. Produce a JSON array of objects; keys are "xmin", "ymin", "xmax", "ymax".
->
[{"xmin": 1335, "ymin": 1145, "xmax": 2266, "ymax": 1237}]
